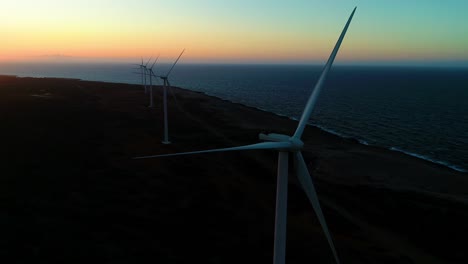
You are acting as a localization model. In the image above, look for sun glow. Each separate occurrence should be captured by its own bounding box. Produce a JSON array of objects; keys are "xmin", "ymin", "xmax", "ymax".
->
[{"xmin": 1, "ymin": 0, "xmax": 467, "ymax": 65}]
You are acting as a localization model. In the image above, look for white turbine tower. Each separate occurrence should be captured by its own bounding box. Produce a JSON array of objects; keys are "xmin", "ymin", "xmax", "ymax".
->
[
  {"xmin": 158, "ymin": 49, "xmax": 185, "ymax": 144},
  {"xmin": 147, "ymin": 55, "xmax": 160, "ymax": 108},
  {"xmin": 135, "ymin": 7, "xmax": 356, "ymax": 264}
]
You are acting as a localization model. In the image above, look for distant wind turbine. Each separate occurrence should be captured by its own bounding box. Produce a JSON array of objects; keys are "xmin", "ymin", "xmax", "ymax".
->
[
  {"xmin": 143, "ymin": 56, "xmax": 153, "ymax": 94},
  {"xmin": 147, "ymin": 55, "xmax": 160, "ymax": 108},
  {"xmin": 135, "ymin": 7, "xmax": 356, "ymax": 264},
  {"xmin": 133, "ymin": 57, "xmax": 152, "ymax": 94},
  {"xmin": 133, "ymin": 58, "xmax": 146, "ymax": 92},
  {"xmin": 157, "ymin": 49, "xmax": 185, "ymax": 144}
]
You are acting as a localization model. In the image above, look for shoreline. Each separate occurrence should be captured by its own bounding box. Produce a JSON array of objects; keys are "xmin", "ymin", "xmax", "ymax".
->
[
  {"xmin": 157, "ymin": 80, "xmax": 468, "ymax": 174},
  {"xmin": 3, "ymin": 74, "xmax": 466, "ymax": 173},
  {"xmin": 149, "ymin": 79, "xmax": 468, "ymax": 198}
]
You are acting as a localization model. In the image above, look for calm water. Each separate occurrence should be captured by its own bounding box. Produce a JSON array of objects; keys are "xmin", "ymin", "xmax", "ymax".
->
[{"xmin": 1, "ymin": 62, "xmax": 467, "ymax": 172}]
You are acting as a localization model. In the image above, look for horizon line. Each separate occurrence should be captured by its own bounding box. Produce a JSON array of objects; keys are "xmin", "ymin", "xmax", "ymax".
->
[{"xmin": 2, "ymin": 60, "xmax": 468, "ymax": 68}]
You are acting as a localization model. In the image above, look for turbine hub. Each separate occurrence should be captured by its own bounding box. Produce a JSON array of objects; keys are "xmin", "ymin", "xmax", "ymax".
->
[
  {"xmin": 288, "ymin": 137, "xmax": 304, "ymax": 150},
  {"xmin": 258, "ymin": 133, "xmax": 303, "ymax": 151}
]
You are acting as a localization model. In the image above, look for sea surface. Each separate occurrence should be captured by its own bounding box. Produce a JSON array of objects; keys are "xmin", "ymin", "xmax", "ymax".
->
[{"xmin": 1, "ymin": 62, "xmax": 467, "ymax": 172}]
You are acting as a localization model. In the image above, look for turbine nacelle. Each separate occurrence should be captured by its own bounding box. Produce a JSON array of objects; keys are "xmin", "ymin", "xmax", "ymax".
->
[{"xmin": 259, "ymin": 133, "xmax": 304, "ymax": 151}]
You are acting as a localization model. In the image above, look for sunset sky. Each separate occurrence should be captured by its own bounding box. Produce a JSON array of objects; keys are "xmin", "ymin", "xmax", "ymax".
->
[{"xmin": 2, "ymin": 0, "xmax": 468, "ymax": 65}]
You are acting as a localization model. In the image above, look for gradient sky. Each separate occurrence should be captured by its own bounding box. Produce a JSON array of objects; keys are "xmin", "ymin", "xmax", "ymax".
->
[{"xmin": 2, "ymin": 0, "xmax": 468, "ymax": 65}]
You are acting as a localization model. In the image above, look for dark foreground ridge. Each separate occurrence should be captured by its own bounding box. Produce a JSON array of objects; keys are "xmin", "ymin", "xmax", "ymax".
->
[{"xmin": 1, "ymin": 75, "xmax": 467, "ymax": 263}]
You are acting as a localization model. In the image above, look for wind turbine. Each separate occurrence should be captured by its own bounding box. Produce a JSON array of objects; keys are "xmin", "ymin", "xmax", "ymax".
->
[
  {"xmin": 142, "ymin": 56, "xmax": 153, "ymax": 94},
  {"xmin": 133, "ymin": 58, "xmax": 146, "ymax": 92},
  {"xmin": 147, "ymin": 55, "xmax": 160, "ymax": 108},
  {"xmin": 158, "ymin": 49, "xmax": 185, "ymax": 144},
  {"xmin": 135, "ymin": 7, "xmax": 356, "ymax": 264},
  {"xmin": 139, "ymin": 58, "xmax": 145, "ymax": 91}
]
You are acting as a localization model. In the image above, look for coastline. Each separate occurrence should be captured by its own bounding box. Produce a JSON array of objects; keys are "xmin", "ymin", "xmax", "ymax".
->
[
  {"xmin": 4, "ymin": 72, "xmax": 467, "ymax": 173},
  {"xmin": 3, "ymin": 74, "xmax": 467, "ymax": 188},
  {"xmin": 2, "ymin": 75, "xmax": 468, "ymax": 263},
  {"xmin": 3, "ymin": 74, "xmax": 467, "ymax": 176},
  {"xmin": 163, "ymin": 84, "xmax": 468, "ymax": 197},
  {"xmin": 169, "ymin": 83, "xmax": 468, "ymax": 174}
]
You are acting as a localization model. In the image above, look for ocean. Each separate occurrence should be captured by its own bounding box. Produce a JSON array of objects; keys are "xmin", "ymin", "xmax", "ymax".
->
[{"xmin": 1, "ymin": 62, "xmax": 467, "ymax": 172}]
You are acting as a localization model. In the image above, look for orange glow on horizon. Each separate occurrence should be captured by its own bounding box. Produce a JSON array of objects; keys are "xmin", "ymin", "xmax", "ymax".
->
[{"xmin": 1, "ymin": 1, "xmax": 467, "ymax": 64}]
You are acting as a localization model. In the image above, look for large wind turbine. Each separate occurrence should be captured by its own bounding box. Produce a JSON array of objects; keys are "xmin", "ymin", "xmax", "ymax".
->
[
  {"xmin": 135, "ymin": 7, "xmax": 356, "ymax": 264},
  {"xmin": 158, "ymin": 49, "xmax": 185, "ymax": 144}
]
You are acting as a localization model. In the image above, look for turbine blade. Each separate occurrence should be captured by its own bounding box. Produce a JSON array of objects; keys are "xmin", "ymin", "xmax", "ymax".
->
[
  {"xmin": 134, "ymin": 141, "xmax": 292, "ymax": 159},
  {"xmin": 293, "ymin": 7, "xmax": 356, "ymax": 140},
  {"xmin": 165, "ymin": 49, "xmax": 185, "ymax": 77},
  {"xmin": 141, "ymin": 57, "xmax": 143, "ymax": 64},
  {"xmin": 167, "ymin": 79, "xmax": 172, "ymax": 87},
  {"xmin": 168, "ymin": 85, "xmax": 182, "ymax": 110},
  {"xmin": 151, "ymin": 54, "xmax": 160, "ymax": 69},
  {"xmin": 145, "ymin": 56, "xmax": 153, "ymax": 67},
  {"xmin": 294, "ymin": 152, "xmax": 340, "ymax": 264}
]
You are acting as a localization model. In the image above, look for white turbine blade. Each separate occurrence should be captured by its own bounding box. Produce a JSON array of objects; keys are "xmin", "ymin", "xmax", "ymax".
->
[
  {"xmin": 150, "ymin": 54, "xmax": 160, "ymax": 70},
  {"xmin": 293, "ymin": 7, "xmax": 356, "ymax": 140},
  {"xmin": 168, "ymin": 84, "xmax": 182, "ymax": 110},
  {"xmin": 134, "ymin": 141, "xmax": 292, "ymax": 159},
  {"xmin": 294, "ymin": 152, "xmax": 340, "ymax": 264},
  {"xmin": 165, "ymin": 49, "xmax": 185, "ymax": 77},
  {"xmin": 145, "ymin": 56, "xmax": 153, "ymax": 67}
]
